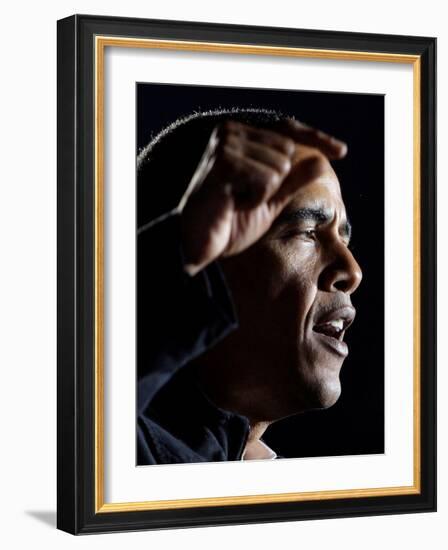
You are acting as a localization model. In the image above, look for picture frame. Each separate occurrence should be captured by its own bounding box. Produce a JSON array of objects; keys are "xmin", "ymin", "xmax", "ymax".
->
[{"xmin": 57, "ymin": 14, "xmax": 436, "ymax": 534}]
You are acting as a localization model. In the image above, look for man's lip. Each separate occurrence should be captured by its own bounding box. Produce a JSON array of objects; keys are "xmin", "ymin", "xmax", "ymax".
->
[
  {"xmin": 313, "ymin": 305, "xmax": 356, "ymax": 330},
  {"xmin": 313, "ymin": 332, "xmax": 349, "ymax": 357},
  {"xmin": 311, "ymin": 305, "xmax": 356, "ymax": 357}
]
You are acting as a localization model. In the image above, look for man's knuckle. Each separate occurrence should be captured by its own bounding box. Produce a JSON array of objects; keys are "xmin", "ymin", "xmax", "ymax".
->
[
  {"xmin": 264, "ymin": 168, "xmax": 281, "ymax": 188},
  {"xmin": 279, "ymin": 137, "xmax": 295, "ymax": 155},
  {"xmin": 302, "ymin": 153, "xmax": 327, "ymax": 177},
  {"xmin": 278, "ymin": 155, "xmax": 292, "ymax": 173}
]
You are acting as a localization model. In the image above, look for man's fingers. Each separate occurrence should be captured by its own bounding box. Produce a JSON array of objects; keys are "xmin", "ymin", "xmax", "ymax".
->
[
  {"xmin": 210, "ymin": 145, "xmax": 283, "ymax": 209},
  {"xmin": 276, "ymin": 119, "xmax": 347, "ymax": 160},
  {"xmin": 206, "ymin": 118, "xmax": 346, "ymax": 214},
  {"xmin": 225, "ymin": 134, "xmax": 292, "ymax": 176},
  {"xmin": 268, "ymin": 154, "xmax": 329, "ymax": 216},
  {"xmin": 217, "ymin": 120, "xmax": 296, "ymax": 157},
  {"xmin": 216, "ymin": 119, "xmax": 347, "ymax": 160}
]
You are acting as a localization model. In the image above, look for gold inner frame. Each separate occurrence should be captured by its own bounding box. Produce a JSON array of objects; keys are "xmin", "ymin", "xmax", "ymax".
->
[{"xmin": 94, "ymin": 36, "xmax": 421, "ymax": 513}]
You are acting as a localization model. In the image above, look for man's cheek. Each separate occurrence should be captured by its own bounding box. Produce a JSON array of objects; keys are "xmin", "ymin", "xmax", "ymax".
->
[{"xmin": 280, "ymin": 256, "xmax": 317, "ymax": 306}]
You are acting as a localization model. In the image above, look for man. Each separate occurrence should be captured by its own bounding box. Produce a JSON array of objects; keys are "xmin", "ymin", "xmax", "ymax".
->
[{"xmin": 137, "ymin": 108, "xmax": 362, "ymax": 464}]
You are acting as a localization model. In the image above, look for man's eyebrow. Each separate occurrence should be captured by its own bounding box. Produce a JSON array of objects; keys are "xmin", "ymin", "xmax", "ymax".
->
[
  {"xmin": 274, "ymin": 207, "xmax": 332, "ymax": 226},
  {"xmin": 274, "ymin": 207, "xmax": 353, "ymax": 242}
]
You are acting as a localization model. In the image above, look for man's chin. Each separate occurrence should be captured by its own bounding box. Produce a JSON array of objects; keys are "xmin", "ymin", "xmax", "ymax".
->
[{"xmin": 304, "ymin": 377, "xmax": 342, "ymax": 411}]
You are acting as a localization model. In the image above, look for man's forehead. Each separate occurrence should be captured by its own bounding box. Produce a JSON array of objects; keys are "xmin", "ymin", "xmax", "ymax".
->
[{"xmin": 286, "ymin": 176, "xmax": 347, "ymax": 219}]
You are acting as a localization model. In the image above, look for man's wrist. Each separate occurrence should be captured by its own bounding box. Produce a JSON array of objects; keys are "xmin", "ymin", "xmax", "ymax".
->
[{"xmin": 179, "ymin": 204, "xmax": 215, "ymax": 277}]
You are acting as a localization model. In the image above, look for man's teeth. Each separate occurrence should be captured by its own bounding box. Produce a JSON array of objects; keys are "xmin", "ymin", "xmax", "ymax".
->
[
  {"xmin": 328, "ymin": 319, "xmax": 344, "ymax": 331},
  {"xmin": 314, "ymin": 319, "xmax": 345, "ymax": 339},
  {"xmin": 314, "ymin": 319, "xmax": 345, "ymax": 336}
]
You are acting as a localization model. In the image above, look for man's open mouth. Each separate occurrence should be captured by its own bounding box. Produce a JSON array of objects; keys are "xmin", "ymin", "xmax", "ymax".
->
[
  {"xmin": 312, "ymin": 306, "xmax": 356, "ymax": 356},
  {"xmin": 313, "ymin": 318, "xmax": 351, "ymax": 341}
]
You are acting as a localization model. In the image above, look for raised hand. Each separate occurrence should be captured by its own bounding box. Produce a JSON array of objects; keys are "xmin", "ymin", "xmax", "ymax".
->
[{"xmin": 179, "ymin": 119, "xmax": 347, "ymax": 276}]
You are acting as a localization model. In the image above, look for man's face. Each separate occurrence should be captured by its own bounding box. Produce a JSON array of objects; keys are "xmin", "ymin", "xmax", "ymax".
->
[{"xmin": 215, "ymin": 147, "xmax": 363, "ymax": 421}]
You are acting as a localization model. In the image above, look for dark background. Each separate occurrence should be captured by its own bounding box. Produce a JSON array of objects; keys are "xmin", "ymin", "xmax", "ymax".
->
[{"xmin": 137, "ymin": 82, "xmax": 384, "ymax": 458}]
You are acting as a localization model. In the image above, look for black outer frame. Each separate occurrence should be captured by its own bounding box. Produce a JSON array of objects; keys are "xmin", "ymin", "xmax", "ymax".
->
[{"xmin": 57, "ymin": 14, "xmax": 436, "ymax": 535}]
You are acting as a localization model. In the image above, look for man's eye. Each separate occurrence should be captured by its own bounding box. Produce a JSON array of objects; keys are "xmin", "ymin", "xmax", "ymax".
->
[
  {"xmin": 301, "ymin": 229, "xmax": 316, "ymax": 239},
  {"xmin": 281, "ymin": 228, "xmax": 316, "ymax": 241},
  {"xmin": 296, "ymin": 229, "xmax": 317, "ymax": 241}
]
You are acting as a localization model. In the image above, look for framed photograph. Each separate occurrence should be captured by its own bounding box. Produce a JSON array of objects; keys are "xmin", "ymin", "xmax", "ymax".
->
[{"xmin": 57, "ymin": 14, "xmax": 436, "ymax": 534}]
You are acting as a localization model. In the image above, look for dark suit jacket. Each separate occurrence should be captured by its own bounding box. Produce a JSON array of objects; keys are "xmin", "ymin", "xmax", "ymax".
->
[{"xmin": 137, "ymin": 212, "xmax": 251, "ymax": 464}]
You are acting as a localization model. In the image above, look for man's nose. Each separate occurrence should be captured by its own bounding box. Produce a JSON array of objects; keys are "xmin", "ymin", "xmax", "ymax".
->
[{"xmin": 319, "ymin": 242, "xmax": 363, "ymax": 294}]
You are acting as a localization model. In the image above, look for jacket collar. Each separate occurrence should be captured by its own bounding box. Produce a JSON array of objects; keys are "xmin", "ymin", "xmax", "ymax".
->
[{"xmin": 144, "ymin": 363, "xmax": 251, "ymax": 463}]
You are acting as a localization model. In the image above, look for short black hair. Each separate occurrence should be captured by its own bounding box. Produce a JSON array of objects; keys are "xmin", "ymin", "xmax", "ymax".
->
[{"xmin": 137, "ymin": 107, "xmax": 294, "ymax": 227}]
